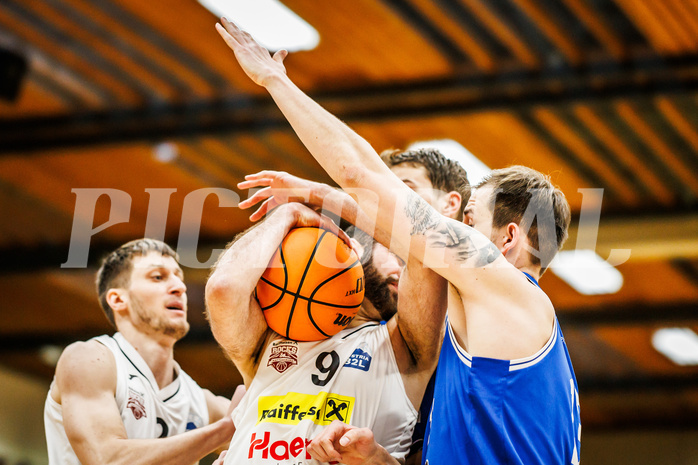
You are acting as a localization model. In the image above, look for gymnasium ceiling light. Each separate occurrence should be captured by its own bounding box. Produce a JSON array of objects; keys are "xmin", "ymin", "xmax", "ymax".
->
[
  {"xmin": 198, "ymin": 0, "xmax": 319, "ymax": 52},
  {"xmin": 652, "ymin": 328, "xmax": 698, "ymax": 366},
  {"xmin": 153, "ymin": 141, "xmax": 178, "ymax": 163},
  {"xmin": 550, "ymin": 250, "xmax": 623, "ymax": 295}
]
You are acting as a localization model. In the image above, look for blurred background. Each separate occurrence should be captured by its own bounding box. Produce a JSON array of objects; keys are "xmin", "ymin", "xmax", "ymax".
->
[{"xmin": 1, "ymin": 0, "xmax": 698, "ymax": 463}]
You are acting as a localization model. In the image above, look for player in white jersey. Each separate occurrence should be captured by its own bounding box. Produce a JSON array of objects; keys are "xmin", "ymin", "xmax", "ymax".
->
[
  {"xmin": 206, "ymin": 202, "xmax": 448, "ymax": 463},
  {"xmin": 44, "ymin": 239, "xmax": 242, "ymax": 465}
]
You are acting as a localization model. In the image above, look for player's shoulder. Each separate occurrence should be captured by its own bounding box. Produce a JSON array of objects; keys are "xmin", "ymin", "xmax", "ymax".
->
[
  {"xmin": 56, "ymin": 338, "xmax": 116, "ymax": 379},
  {"xmin": 480, "ymin": 265, "xmax": 552, "ymax": 308},
  {"xmin": 53, "ymin": 337, "xmax": 118, "ymax": 400}
]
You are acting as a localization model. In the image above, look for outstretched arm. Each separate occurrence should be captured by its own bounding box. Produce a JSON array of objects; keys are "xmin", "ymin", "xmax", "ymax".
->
[
  {"xmin": 216, "ymin": 19, "xmax": 514, "ymax": 293},
  {"xmin": 217, "ymin": 19, "xmax": 553, "ymax": 362},
  {"xmin": 238, "ymin": 170, "xmax": 383, "ymax": 249}
]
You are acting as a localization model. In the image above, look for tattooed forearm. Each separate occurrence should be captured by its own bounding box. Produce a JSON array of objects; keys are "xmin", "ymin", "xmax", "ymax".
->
[
  {"xmin": 404, "ymin": 191, "xmax": 442, "ymax": 235},
  {"xmin": 426, "ymin": 222, "xmax": 501, "ymax": 267},
  {"xmin": 404, "ymin": 191, "xmax": 500, "ymax": 267}
]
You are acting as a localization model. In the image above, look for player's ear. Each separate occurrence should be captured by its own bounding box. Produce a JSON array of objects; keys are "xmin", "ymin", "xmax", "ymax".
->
[
  {"xmin": 501, "ymin": 222, "xmax": 520, "ymax": 256},
  {"xmin": 106, "ymin": 288, "xmax": 128, "ymax": 315},
  {"xmin": 440, "ymin": 191, "xmax": 462, "ymax": 220}
]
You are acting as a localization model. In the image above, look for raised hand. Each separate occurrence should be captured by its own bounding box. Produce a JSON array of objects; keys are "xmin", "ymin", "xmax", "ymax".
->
[
  {"xmin": 279, "ymin": 203, "xmax": 351, "ymax": 248},
  {"xmin": 215, "ymin": 17, "xmax": 287, "ymax": 87},
  {"xmin": 238, "ymin": 170, "xmax": 322, "ymax": 222}
]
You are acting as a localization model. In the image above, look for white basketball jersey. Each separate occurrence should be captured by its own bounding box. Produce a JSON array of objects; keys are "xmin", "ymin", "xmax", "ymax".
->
[
  {"xmin": 44, "ymin": 333, "xmax": 209, "ymax": 465},
  {"xmin": 226, "ymin": 322, "xmax": 417, "ymax": 464}
]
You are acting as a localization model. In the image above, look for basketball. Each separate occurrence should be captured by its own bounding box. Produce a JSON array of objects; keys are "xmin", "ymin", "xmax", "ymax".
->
[{"xmin": 255, "ymin": 227, "xmax": 365, "ymax": 341}]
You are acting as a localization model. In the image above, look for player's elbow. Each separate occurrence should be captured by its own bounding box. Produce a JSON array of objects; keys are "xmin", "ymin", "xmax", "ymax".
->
[
  {"xmin": 205, "ymin": 276, "xmax": 249, "ymax": 318},
  {"xmin": 205, "ymin": 274, "xmax": 227, "ymax": 309},
  {"xmin": 337, "ymin": 164, "xmax": 368, "ymax": 189}
]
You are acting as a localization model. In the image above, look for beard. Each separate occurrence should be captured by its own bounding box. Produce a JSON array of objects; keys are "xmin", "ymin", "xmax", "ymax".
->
[
  {"xmin": 362, "ymin": 259, "xmax": 398, "ymax": 321},
  {"xmin": 130, "ymin": 295, "xmax": 190, "ymax": 341}
]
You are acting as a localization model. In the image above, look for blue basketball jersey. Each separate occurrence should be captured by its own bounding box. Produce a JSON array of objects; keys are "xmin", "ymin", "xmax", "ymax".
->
[{"xmin": 422, "ymin": 316, "xmax": 581, "ymax": 465}]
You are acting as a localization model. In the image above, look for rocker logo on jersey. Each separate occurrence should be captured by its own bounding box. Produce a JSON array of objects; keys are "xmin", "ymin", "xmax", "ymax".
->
[
  {"xmin": 127, "ymin": 387, "xmax": 147, "ymax": 420},
  {"xmin": 267, "ymin": 340, "xmax": 298, "ymax": 374},
  {"xmin": 257, "ymin": 391, "xmax": 354, "ymax": 426}
]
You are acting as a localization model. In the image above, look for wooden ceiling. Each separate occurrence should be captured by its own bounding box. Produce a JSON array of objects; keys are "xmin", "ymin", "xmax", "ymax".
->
[{"xmin": 1, "ymin": 0, "xmax": 698, "ymax": 432}]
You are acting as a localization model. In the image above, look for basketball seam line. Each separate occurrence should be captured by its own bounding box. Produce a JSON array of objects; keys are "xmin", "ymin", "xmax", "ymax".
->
[
  {"xmin": 286, "ymin": 229, "xmax": 328, "ymax": 338},
  {"xmin": 259, "ymin": 257, "xmax": 363, "ymax": 311},
  {"xmin": 259, "ymin": 244, "xmax": 289, "ymax": 311},
  {"xmin": 257, "ymin": 278, "xmax": 364, "ymax": 310},
  {"xmin": 304, "ymin": 254, "xmax": 362, "ymax": 337},
  {"xmin": 306, "ymin": 259, "xmax": 363, "ymax": 331},
  {"xmin": 307, "ymin": 258, "xmax": 361, "ymax": 303}
]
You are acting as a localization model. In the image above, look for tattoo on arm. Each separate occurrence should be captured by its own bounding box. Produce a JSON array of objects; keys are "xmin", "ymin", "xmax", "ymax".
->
[
  {"xmin": 426, "ymin": 223, "xmax": 500, "ymax": 266},
  {"xmin": 404, "ymin": 192, "xmax": 500, "ymax": 267},
  {"xmin": 404, "ymin": 192, "xmax": 441, "ymax": 235}
]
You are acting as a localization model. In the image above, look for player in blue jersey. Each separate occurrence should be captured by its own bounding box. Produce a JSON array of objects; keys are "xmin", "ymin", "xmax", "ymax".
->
[
  {"xmin": 216, "ymin": 17, "xmax": 581, "ymax": 465},
  {"xmin": 417, "ymin": 166, "xmax": 580, "ymax": 465}
]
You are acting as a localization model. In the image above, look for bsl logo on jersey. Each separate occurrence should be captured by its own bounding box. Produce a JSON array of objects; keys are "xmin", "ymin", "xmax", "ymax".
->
[
  {"xmin": 267, "ymin": 340, "xmax": 298, "ymax": 374},
  {"xmin": 344, "ymin": 343, "xmax": 372, "ymax": 372}
]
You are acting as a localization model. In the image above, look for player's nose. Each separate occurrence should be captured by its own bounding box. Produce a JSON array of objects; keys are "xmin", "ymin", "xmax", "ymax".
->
[{"xmin": 169, "ymin": 275, "xmax": 187, "ymax": 295}]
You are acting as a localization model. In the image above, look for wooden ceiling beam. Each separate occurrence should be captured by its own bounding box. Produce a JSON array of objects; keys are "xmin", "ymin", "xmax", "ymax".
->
[
  {"xmin": 564, "ymin": 209, "xmax": 698, "ymax": 263},
  {"xmin": 557, "ymin": 300, "xmax": 698, "ymax": 327},
  {"xmin": 4, "ymin": 53, "xmax": 698, "ymax": 154},
  {"xmin": 0, "ymin": 324, "xmax": 217, "ymax": 353},
  {"xmin": 578, "ymin": 373, "xmax": 698, "ymax": 395}
]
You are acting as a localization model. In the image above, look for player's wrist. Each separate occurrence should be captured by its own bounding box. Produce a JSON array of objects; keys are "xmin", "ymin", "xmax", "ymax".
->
[
  {"xmin": 260, "ymin": 70, "xmax": 290, "ymax": 91},
  {"xmin": 270, "ymin": 203, "xmax": 301, "ymax": 230},
  {"xmin": 365, "ymin": 445, "xmax": 399, "ymax": 465},
  {"xmin": 309, "ymin": 182, "xmax": 331, "ymax": 209}
]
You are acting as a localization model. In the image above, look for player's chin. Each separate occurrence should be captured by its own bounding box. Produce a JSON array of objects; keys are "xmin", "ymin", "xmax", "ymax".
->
[{"xmin": 164, "ymin": 322, "xmax": 190, "ymax": 341}]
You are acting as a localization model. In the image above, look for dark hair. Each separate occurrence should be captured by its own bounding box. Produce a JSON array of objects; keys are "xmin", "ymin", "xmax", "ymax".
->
[
  {"xmin": 344, "ymin": 225, "xmax": 374, "ymax": 266},
  {"xmin": 381, "ymin": 148, "xmax": 471, "ymax": 220},
  {"xmin": 344, "ymin": 225, "xmax": 398, "ymax": 320},
  {"xmin": 478, "ymin": 166, "xmax": 570, "ymax": 274},
  {"xmin": 96, "ymin": 239, "xmax": 178, "ymax": 328}
]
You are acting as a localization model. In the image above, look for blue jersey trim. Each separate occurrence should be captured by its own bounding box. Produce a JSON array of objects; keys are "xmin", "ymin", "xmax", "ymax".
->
[
  {"xmin": 509, "ymin": 319, "xmax": 558, "ymax": 371},
  {"xmin": 445, "ymin": 318, "xmax": 559, "ymax": 372},
  {"xmin": 522, "ymin": 271, "xmax": 540, "ymax": 288}
]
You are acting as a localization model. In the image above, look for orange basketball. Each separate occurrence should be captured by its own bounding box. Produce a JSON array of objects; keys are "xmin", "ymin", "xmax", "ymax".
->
[{"xmin": 255, "ymin": 227, "xmax": 365, "ymax": 341}]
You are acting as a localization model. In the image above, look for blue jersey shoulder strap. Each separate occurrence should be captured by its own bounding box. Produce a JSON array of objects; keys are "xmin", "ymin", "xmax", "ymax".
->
[{"xmin": 522, "ymin": 271, "xmax": 540, "ymax": 288}]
